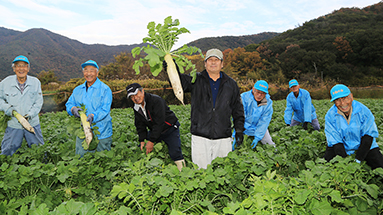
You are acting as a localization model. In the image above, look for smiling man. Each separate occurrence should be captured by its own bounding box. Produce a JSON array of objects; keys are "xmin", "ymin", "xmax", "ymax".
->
[
  {"xmin": 324, "ymin": 84, "xmax": 383, "ymax": 169},
  {"xmin": 176, "ymin": 48, "xmax": 245, "ymax": 169},
  {"xmin": 284, "ymin": 79, "xmax": 320, "ymax": 130},
  {"xmin": 66, "ymin": 60, "xmax": 113, "ymax": 157},
  {"xmin": 232, "ymin": 80, "xmax": 275, "ymax": 150},
  {"xmin": 126, "ymin": 83, "xmax": 185, "ymax": 171},
  {"xmin": 0, "ymin": 55, "xmax": 44, "ymax": 155}
]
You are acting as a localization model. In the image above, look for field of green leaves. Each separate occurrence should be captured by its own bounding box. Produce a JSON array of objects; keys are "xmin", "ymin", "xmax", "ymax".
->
[{"xmin": 1, "ymin": 99, "xmax": 383, "ymax": 214}]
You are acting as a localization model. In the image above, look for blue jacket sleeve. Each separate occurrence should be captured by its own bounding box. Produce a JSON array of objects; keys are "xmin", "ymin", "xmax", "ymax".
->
[
  {"xmin": 92, "ymin": 87, "xmax": 113, "ymax": 123},
  {"xmin": 253, "ymin": 100, "xmax": 273, "ymax": 142},
  {"xmin": 360, "ymin": 107, "xmax": 379, "ymax": 139},
  {"xmin": 65, "ymin": 91, "xmax": 78, "ymax": 116},
  {"xmin": 284, "ymin": 95, "xmax": 293, "ymax": 125},
  {"xmin": 303, "ymin": 91, "xmax": 312, "ymax": 123},
  {"xmin": 26, "ymin": 79, "xmax": 43, "ymax": 117},
  {"xmin": 0, "ymin": 81, "xmax": 13, "ymax": 116},
  {"xmin": 324, "ymin": 107, "xmax": 342, "ymax": 147}
]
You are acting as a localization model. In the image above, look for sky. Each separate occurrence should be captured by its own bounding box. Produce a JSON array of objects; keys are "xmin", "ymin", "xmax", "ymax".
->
[{"xmin": 0, "ymin": 0, "xmax": 380, "ymax": 49}]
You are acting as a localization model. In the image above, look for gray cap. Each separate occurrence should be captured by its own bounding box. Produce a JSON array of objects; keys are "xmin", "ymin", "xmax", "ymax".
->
[{"xmin": 204, "ymin": 48, "xmax": 223, "ymax": 61}]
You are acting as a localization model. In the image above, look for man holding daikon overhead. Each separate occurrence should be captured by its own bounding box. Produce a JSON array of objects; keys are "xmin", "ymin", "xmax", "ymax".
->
[
  {"xmin": 0, "ymin": 55, "xmax": 44, "ymax": 156},
  {"xmin": 66, "ymin": 60, "xmax": 113, "ymax": 157},
  {"xmin": 172, "ymin": 48, "xmax": 245, "ymax": 169}
]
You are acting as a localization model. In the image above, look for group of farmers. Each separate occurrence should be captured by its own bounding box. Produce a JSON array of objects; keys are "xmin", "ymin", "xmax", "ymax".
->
[{"xmin": 1, "ymin": 50, "xmax": 383, "ymax": 171}]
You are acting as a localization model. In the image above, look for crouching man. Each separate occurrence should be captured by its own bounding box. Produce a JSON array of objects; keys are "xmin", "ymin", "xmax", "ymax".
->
[
  {"xmin": 324, "ymin": 84, "xmax": 383, "ymax": 169},
  {"xmin": 126, "ymin": 83, "xmax": 185, "ymax": 171}
]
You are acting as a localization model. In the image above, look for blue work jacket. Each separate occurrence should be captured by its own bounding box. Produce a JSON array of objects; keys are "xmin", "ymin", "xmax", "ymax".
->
[
  {"xmin": 325, "ymin": 100, "xmax": 379, "ymax": 155},
  {"xmin": 284, "ymin": 88, "xmax": 317, "ymax": 124},
  {"xmin": 236, "ymin": 90, "xmax": 273, "ymax": 143},
  {"xmin": 0, "ymin": 75, "xmax": 43, "ymax": 129},
  {"xmin": 66, "ymin": 78, "xmax": 113, "ymax": 139}
]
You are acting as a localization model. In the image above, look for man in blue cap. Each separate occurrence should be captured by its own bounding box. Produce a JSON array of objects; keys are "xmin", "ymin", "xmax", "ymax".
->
[
  {"xmin": 324, "ymin": 84, "xmax": 383, "ymax": 169},
  {"xmin": 66, "ymin": 60, "xmax": 113, "ymax": 157},
  {"xmin": 0, "ymin": 55, "xmax": 44, "ymax": 155},
  {"xmin": 232, "ymin": 80, "xmax": 275, "ymax": 150},
  {"xmin": 284, "ymin": 79, "xmax": 320, "ymax": 130}
]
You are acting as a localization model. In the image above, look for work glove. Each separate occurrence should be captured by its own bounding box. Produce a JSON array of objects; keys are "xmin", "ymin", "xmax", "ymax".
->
[
  {"xmin": 303, "ymin": 122, "xmax": 308, "ymax": 130},
  {"xmin": 87, "ymin": 114, "xmax": 94, "ymax": 125},
  {"xmin": 71, "ymin": 107, "xmax": 83, "ymax": 118},
  {"xmin": 23, "ymin": 114, "xmax": 31, "ymax": 121},
  {"xmin": 162, "ymin": 59, "xmax": 180, "ymax": 72},
  {"xmin": 251, "ymin": 139, "xmax": 258, "ymax": 148},
  {"xmin": 232, "ymin": 132, "xmax": 244, "ymax": 151}
]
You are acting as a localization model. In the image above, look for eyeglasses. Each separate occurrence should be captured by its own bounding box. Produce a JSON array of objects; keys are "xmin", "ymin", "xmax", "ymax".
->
[
  {"xmin": 14, "ymin": 64, "xmax": 28, "ymax": 68},
  {"xmin": 334, "ymin": 96, "xmax": 350, "ymax": 105}
]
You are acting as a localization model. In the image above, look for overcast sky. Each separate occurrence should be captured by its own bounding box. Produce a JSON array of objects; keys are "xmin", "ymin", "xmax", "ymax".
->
[{"xmin": 0, "ymin": 0, "xmax": 379, "ymax": 49}]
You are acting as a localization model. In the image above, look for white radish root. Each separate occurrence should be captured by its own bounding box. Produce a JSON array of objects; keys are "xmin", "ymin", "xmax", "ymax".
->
[
  {"xmin": 13, "ymin": 111, "xmax": 35, "ymax": 133},
  {"xmin": 80, "ymin": 112, "xmax": 93, "ymax": 146},
  {"xmin": 164, "ymin": 54, "xmax": 184, "ymax": 105}
]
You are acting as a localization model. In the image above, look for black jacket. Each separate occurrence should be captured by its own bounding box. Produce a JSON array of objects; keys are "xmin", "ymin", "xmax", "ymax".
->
[
  {"xmin": 134, "ymin": 92, "xmax": 178, "ymax": 142},
  {"xmin": 179, "ymin": 70, "xmax": 244, "ymax": 139}
]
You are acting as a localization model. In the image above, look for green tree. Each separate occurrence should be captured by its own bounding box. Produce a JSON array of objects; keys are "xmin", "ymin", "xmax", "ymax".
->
[{"xmin": 37, "ymin": 70, "xmax": 59, "ymax": 85}]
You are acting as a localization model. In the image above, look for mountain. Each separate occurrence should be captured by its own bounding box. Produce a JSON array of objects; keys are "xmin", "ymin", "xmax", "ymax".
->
[
  {"xmin": 0, "ymin": 27, "xmax": 142, "ymax": 81},
  {"xmin": 186, "ymin": 32, "xmax": 280, "ymax": 52}
]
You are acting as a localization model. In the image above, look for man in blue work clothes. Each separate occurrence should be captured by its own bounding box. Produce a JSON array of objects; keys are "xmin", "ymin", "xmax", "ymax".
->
[
  {"xmin": 324, "ymin": 84, "xmax": 383, "ymax": 169},
  {"xmin": 0, "ymin": 55, "xmax": 44, "ymax": 155},
  {"xmin": 232, "ymin": 80, "xmax": 275, "ymax": 150},
  {"xmin": 66, "ymin": 60, "xmax": 113, "ymax": 157},
  {"xmin": 284, "ymin": 79, "xmax": 320, "ymax": 130}
]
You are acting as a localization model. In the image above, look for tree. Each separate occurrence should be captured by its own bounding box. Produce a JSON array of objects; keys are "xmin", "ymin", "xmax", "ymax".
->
[
  {"xmin": 37, "ymin": 70, "xmax": 59, "ymax": 85},
  {"xmin": 224, "ymin": 47, "xmax": 263, "ymax": 78}
]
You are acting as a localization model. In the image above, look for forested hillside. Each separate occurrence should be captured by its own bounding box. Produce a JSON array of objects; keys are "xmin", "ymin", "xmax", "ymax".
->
[
  {"xmin": 247, "ymin": 2, "xmax": 383, "ymax": 86},
  {"xmin": 0, "ymin": 28, "xmax": 141, "ymax": 81}
]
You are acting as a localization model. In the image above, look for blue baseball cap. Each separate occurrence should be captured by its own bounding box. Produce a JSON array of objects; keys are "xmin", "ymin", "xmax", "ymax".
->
[
  {"xmin": 81, "ymin": 60, "xmax": 99, "ymax": 69},
  {"xmin": 13, "ymin": 55, "xmax": 30, "ymax": 64},
  {"xmin": 330, "ymin": 84, "xmax": 351, "ymax": 102},
  {"xmin": 254, "ymin": 80, "xmax": 269, "ymax": 94},
  {"xmin": 289, "ymin": 79, "xmax": 298, "ymax": 88}
]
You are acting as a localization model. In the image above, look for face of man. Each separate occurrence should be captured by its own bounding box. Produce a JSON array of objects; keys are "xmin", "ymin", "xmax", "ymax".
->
[
  {"xmin": 290, "ymin": 85, "xmax": 300, "ymax": 94},
  {"xmin": 204, "ymin": 57, "xmax": 223, "ymax": 74},
  {"xmin": 252, "ymin": 87, "xmax": 266, "ymax": 102},
  {"xmin": 13, "ymin": 61, "xmax": 29, "ymax": 79},
  {"xmin": 130, "ymin": 89, "xmax": 145, "ymax": 105},
  {"xmin": 334, "ymin": 94, "xmax": 353, "ymax": 116},
  {"xmin": 83, "ymin": 65, "xmax": 99, "ymax": 86}
]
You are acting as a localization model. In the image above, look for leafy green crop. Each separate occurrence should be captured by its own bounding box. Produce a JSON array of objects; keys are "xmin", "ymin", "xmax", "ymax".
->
[
  {"xmin": 131, "ymin": 16, "xmax": 203, "ymax": 82},
  {"xmin": 0, "ymin": 99, "xmax": 382, "ymax": 214}
]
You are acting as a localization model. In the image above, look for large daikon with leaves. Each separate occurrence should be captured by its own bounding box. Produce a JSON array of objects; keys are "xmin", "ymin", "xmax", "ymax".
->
[{"xmin": 132, "ymin": 16, "xmax": 203, "ymax": 104}]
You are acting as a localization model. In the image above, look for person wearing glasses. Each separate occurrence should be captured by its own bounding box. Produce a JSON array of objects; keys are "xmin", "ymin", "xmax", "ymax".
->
[
  {"xmin": 324, "ymin": 84, "xmax": 383, "ymax": 169},
  {"xmin": 284, "ymin": 79, "xmax": 320, "ymax": 130},
  {"xmin": 232, "ymin": 80, "xmax": 275, "ymax": 150},
  {"xmin": 0, "ymin": 55, "xmax": 44, "ymax": 155},
  {"xmin": 66, "ymin": 60, "xmax": 113, "ymax": 157}
]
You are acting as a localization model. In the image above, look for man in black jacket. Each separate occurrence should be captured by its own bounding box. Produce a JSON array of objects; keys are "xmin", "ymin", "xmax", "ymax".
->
[
  {"xmin": 126, "ymin": 83, "xmax": 185, "ymax": 171},
  {"xmin": 171, "ymin": 48, "xmax": 245, "ymax": 169}
]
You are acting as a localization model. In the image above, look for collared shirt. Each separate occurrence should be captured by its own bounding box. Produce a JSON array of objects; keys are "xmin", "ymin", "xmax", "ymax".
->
[
  {"xmin": 134, "ymin": 102, "xmax": 148, "ymax": 120},
  {"xmin": 209, "ymin": 72, "xmax": 222, "ymax": 107},
  {"xmin": 16, "ymin": 77, "xmax": 26, "ymax": 94}
]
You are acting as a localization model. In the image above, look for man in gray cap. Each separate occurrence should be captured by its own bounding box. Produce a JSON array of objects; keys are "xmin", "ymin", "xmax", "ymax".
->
[
  {"xmin": 0, "ymin": 55, "xmax": 44, "ymax": 155},
  {"xmin": 166, "ymin": 48, "xmax": 244, "ymax": 169}
]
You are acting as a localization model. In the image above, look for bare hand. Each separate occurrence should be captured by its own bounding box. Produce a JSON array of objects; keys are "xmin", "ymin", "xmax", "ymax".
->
[
  {"xmin": 140, "ymin": 142, "xmax": 145, "ymax": 151},
  {"xmin": 146, "ymin": 141, "xmax": 154, "ymax": 154}
]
